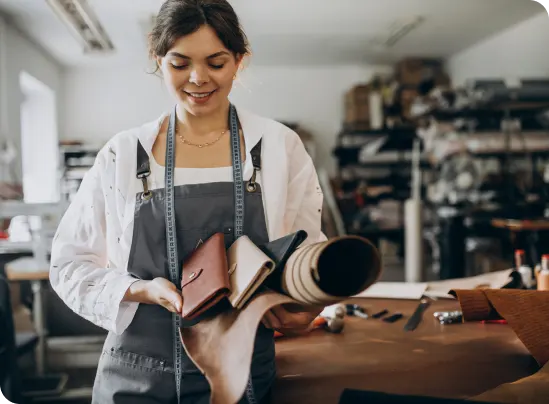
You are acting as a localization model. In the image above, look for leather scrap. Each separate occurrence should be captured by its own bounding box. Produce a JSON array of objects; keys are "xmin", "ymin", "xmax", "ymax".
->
[
  {"xmin": 450, "ymin": 289, "xmax": 549, "ymax": 366},
  {"xmin": 179, "ymin": 235, "xmax": 382, "ymax": 404},
  {"xmin": 470, "ymin": 361, "xmax": 549, "ymax": 404},
  {"xmin": 179, "ymin": 290, "xmax": 297, "ymax": 404}
]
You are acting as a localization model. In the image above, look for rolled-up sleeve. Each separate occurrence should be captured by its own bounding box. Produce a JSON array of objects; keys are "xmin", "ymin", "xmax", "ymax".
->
[
  {"xmin": 284, "ymin": 129, "xmax": 328, "ymax": 245},
  {"xmin": 49, "ymin": 147, "xmax": 140, "ymax": 334}
]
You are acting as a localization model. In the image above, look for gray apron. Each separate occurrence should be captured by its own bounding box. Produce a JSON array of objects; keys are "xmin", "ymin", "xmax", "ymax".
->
[{"xmin": 92, "ymin": 105, "xmax": 274, "ymax": 404}]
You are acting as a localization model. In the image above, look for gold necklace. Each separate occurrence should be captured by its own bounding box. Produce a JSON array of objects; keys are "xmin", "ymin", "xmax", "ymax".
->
[{"xmin": 176, "ymin": 125, "xmax": 228, "ymax": 148}]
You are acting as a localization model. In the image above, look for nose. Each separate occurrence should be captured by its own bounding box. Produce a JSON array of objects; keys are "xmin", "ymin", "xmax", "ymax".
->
[{"xmin": 189, "ymin": 66, "xmax": 209, "ymax": 87}]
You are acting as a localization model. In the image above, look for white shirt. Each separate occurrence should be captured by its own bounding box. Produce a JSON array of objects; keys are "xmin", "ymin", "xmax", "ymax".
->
[{"xmin": 49, "ymin": 106, "xmax": 326, "ymax": 335}]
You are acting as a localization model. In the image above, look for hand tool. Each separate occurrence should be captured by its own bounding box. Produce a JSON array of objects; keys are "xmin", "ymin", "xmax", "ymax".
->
[
  {"xmin": 371, "ymin": 309, "xmax": 388, "ymax": 319},
  {"xmin": 404, "ymin": 298, "xmax": 431, "ymax": 331},
  {"xmin": 345, "ymin": 304, "xmax": 369, "ymax": 319}
]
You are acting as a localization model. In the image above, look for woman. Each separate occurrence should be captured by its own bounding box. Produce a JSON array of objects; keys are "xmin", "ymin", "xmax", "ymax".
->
[{"xmin": 50, "ymin": 0, "xmax": 325, "ymax": 403}]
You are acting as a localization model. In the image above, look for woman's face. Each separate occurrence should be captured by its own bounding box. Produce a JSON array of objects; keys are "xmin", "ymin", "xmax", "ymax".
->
[{"xmin": 157, "ymin": 25, "xmax": 241, "ymax": 117}]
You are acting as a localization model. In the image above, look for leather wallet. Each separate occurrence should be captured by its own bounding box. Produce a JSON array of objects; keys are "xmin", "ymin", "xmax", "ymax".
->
[
  {"xmin": 180, "ymin": 232, "xmax": 231, "ymax": 320},
  {"xmin": 227, "ymin": 236, "xmax": 275, "ymax": 309},
  {"xmin": 258, "ymin": 230, "xmax": 308, "ymax": 292}
]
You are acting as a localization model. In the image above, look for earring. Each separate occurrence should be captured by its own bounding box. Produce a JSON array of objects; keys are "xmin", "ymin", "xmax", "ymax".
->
[{"xmin": 233, "ymin": 74, "xmax": 237, "ymax": 80}]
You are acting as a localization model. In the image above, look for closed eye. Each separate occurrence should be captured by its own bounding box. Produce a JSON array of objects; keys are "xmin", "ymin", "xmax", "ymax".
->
[{"xmin": 170, "ymin": 64, "xmax": 188, "ymax": 70}]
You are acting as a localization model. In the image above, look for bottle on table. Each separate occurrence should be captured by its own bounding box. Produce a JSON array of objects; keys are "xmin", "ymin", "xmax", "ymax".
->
[
  {"xmin": 537, "ymin": 255, "xmax": 549, "ymax": 291},
  {"xmin": 515, "ymin": 249, "xmax": 534, "ymax": 289}
]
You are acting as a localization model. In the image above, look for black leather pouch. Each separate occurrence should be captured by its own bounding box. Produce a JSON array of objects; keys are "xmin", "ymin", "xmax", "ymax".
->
[{"xmin": 259, "ymin": 230, "xmax": 308, "ymax": 292}]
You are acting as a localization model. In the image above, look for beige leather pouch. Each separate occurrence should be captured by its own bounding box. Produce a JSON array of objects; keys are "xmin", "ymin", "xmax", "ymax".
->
[{"xmin": 227, "ymin": 236, "xmax": 275, "ymax": 309}]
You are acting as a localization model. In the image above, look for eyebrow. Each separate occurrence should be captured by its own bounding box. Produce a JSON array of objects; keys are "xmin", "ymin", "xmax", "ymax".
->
[{"xmin": 167, "ymin": 51, "xmax": 230, "ymax": 59}]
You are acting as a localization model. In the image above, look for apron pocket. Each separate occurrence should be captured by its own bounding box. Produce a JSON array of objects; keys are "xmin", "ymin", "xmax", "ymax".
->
[
  {"xmin": 104, "ymin": 347, "xmax": 172, "ymax": 374},
  {"xmin": 93, "ymin": 349, "xmax": 174, "ymax": 403}
]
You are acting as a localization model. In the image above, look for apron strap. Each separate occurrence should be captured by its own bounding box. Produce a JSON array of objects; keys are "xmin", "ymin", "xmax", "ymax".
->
[
  {"xmin": 136, "ymin": 140, "xmax": 152, "ymax": 199},
  {"xmin": 247, "ymin": 139, "xmax": 262, "ymax": 193},
  {"xmin": 250, "ymin": 139, "xmax": 262, "ymax": 170}
]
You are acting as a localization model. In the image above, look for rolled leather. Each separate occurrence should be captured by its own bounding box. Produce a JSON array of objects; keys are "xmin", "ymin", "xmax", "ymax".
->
[{"xmin": 281, "ymin": 235, "xmax": 382, "ymax": 305}]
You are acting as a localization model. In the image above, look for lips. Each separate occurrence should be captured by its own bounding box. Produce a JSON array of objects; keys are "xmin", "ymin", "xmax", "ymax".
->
[{"xmin": 184, "ymin": 89, "xmax": 217, "ymax": 105}]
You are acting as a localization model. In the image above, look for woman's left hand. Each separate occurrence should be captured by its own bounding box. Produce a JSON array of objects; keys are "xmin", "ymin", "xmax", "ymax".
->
[{"xmin": 262, "ymin": 304, "xmax": 323, "ymax": 335}]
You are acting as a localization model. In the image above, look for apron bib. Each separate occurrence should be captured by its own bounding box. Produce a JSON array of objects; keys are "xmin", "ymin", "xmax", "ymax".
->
[{"xmin": 92, "ymin": 105, "xmax": 273, "ymax": 404}]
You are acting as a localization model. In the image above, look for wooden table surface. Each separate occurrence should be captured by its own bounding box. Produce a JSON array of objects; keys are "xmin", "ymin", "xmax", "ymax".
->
[
  {"xmin": 5, "ymin": 257, "xmax": 50, "ymax": 281},
  {"xmin": 272, "ymin": 298, "xmax": 538, "ymax": 404}
]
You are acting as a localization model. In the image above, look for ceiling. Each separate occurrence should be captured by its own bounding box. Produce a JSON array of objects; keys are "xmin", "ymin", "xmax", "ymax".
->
[{"xmin": 0, "ymin": 0, "xmax": 544, "ymax": 68}]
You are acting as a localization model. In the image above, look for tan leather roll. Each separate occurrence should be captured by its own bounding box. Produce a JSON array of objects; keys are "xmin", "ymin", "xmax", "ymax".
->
[{"xmin": 281, "ymin": 236, "xmax": 382, "ymax": 305}]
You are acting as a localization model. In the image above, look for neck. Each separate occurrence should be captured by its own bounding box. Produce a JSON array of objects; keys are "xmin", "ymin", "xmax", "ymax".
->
[{"xmin": 176, "ymin": 100, "xmax": 230, "ymax": 137}]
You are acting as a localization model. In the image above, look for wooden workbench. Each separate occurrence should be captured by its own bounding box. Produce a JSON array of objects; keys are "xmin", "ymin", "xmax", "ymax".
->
[{"xmin": 272, "ymin": 298, "xmax": 538, "ymax": 404}]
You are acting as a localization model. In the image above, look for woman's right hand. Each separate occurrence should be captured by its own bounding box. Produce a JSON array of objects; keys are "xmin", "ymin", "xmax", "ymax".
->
[{"xmin": 124, "ymin": 278, "xmax": 183, "ymax": 314}]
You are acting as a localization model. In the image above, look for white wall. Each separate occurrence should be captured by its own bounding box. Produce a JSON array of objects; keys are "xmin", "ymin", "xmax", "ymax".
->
[
  {"xmin": 447, "ymin": 12, "xmax": 549, "ymax": 86},
  {"xmin": 63, "ymin": 63, "xmax": 391, "ymax": 173},
  {"xmin": 0, "ymin": 16, "xmax": 63, "ymax": 181}
]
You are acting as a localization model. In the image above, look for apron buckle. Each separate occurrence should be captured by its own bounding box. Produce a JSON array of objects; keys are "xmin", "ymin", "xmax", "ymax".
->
[
  {"xmin": 137, "ymin": 171, "xmax": 153, "ymax": 200},
  {"xmin": 247, "ymin": 168, "xmax": 258, "ymax": 193}
]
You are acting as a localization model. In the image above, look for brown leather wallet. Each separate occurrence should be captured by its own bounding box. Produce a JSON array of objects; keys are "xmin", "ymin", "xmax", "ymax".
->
[{"xmin": 180, "ymin": 232, "xmax": 230, "ymax": 320}]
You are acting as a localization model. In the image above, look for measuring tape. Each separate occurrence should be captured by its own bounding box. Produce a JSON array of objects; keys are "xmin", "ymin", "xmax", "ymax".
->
[
  {"xmin": 165, "ymin": 104, "xmax": 256, "ymax": 403},
  {"xmin": 165, "ymin": 107, "xmax": 183, "ymax": 403},
  {"xmin": 228, "ymin": 106, "xmax": 257, "ymax": 404}
]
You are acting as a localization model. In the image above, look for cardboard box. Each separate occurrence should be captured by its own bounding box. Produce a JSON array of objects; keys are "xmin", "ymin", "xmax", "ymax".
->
[
  {"xmin": 399, "ymin": 88, "xmax": 419, "ymax": 119},
  {"xmin": 344, "ymin": 84, "xmax": 371, "ymax": 126},
  {"xmin": 396, "ymin": 58, "xmax": 446, "ymax": 86}
]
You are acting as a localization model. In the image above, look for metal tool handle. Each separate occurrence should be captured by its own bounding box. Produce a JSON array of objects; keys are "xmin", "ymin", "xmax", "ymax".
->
[{"xmin": 404, "ymin": 299, "xmax": 431, "ymax": 331}]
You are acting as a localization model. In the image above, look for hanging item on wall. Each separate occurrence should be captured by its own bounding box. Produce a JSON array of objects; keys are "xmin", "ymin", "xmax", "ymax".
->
[
  {"xmin": 0, "ymin": 139, "xmax": 24, "ymax": 234},
  {"xmin": 0, "ymin": 139, "xmax": 23, "ymax": 199}
]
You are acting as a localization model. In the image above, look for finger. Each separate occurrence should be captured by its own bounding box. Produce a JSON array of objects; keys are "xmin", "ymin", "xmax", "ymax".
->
[
  {"xmin": 163, "ymin": 291, "xmax": 183, "ymax": 313},
  {"xmin": 270, "ymin": 306, "xmax": 289, "ymax": 328},
  {"xmin": 261, "ymin": 318, "xmax": 272, "ymax": 329},
  {"xmin": 163, "ymin": 302, "xmax": 177, "ymax": 313},
  {"xmin": 280, "ymin": 312, "xmax": 312, "ymax": 330},
  {"xmin": 264, "ymin": 311, "xmax": 282, "ymax": 330},
  {"xmin": 159, "ymin": 296, "xmax": 181, "ymax": 313}
]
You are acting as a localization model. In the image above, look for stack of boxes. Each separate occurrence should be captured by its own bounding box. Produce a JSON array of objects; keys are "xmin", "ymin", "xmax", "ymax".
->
[
  {"xmin": 343, "ymin": 58, "xmax": 450, "ymax": 129},
  {"xmin": 344, "ymin": 84, "xmax": 371, "ymax": 131},
  {"xmin": 395, "ymin": 58, "xmax": 450, "ymax": 119}
]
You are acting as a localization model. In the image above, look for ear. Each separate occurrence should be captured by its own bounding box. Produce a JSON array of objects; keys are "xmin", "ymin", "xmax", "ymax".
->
[
  {"xmin": 234, "ymin": 54, "xmax": 244, "ymax": 72},
  {"xmin": 156, "ymin": 56, "xmax": 163, "ymax": 71}
]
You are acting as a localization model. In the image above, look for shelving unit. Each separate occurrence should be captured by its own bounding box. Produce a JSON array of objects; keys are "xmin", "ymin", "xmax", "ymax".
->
[
  {"xmin": 58, "ymin": 145, "xmax": 99, "ymax": 202},
  {"xmin": 332, "ymin": 126, "xmax": 433, "ymax": 251}
]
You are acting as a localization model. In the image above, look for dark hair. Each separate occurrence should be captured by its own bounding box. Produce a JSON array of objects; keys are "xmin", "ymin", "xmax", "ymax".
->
[{"xmin": 149, "ymin": 0, "xmax": 251, "ymax": 62}]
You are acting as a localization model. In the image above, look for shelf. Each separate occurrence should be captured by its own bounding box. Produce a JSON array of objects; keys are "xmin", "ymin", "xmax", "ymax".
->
[{"xmin": 58, "ymin": 144, "xmax": 100, "ymax": 201}]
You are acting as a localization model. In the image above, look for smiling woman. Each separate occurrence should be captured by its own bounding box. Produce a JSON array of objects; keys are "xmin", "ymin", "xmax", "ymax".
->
[
  {"xmin": 49, "ymin": 1, "xmax": 326, "ymax": 404},
  {"xmin": 149, "ymin": 0, "xmax": 250, "ymax": 118}
]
